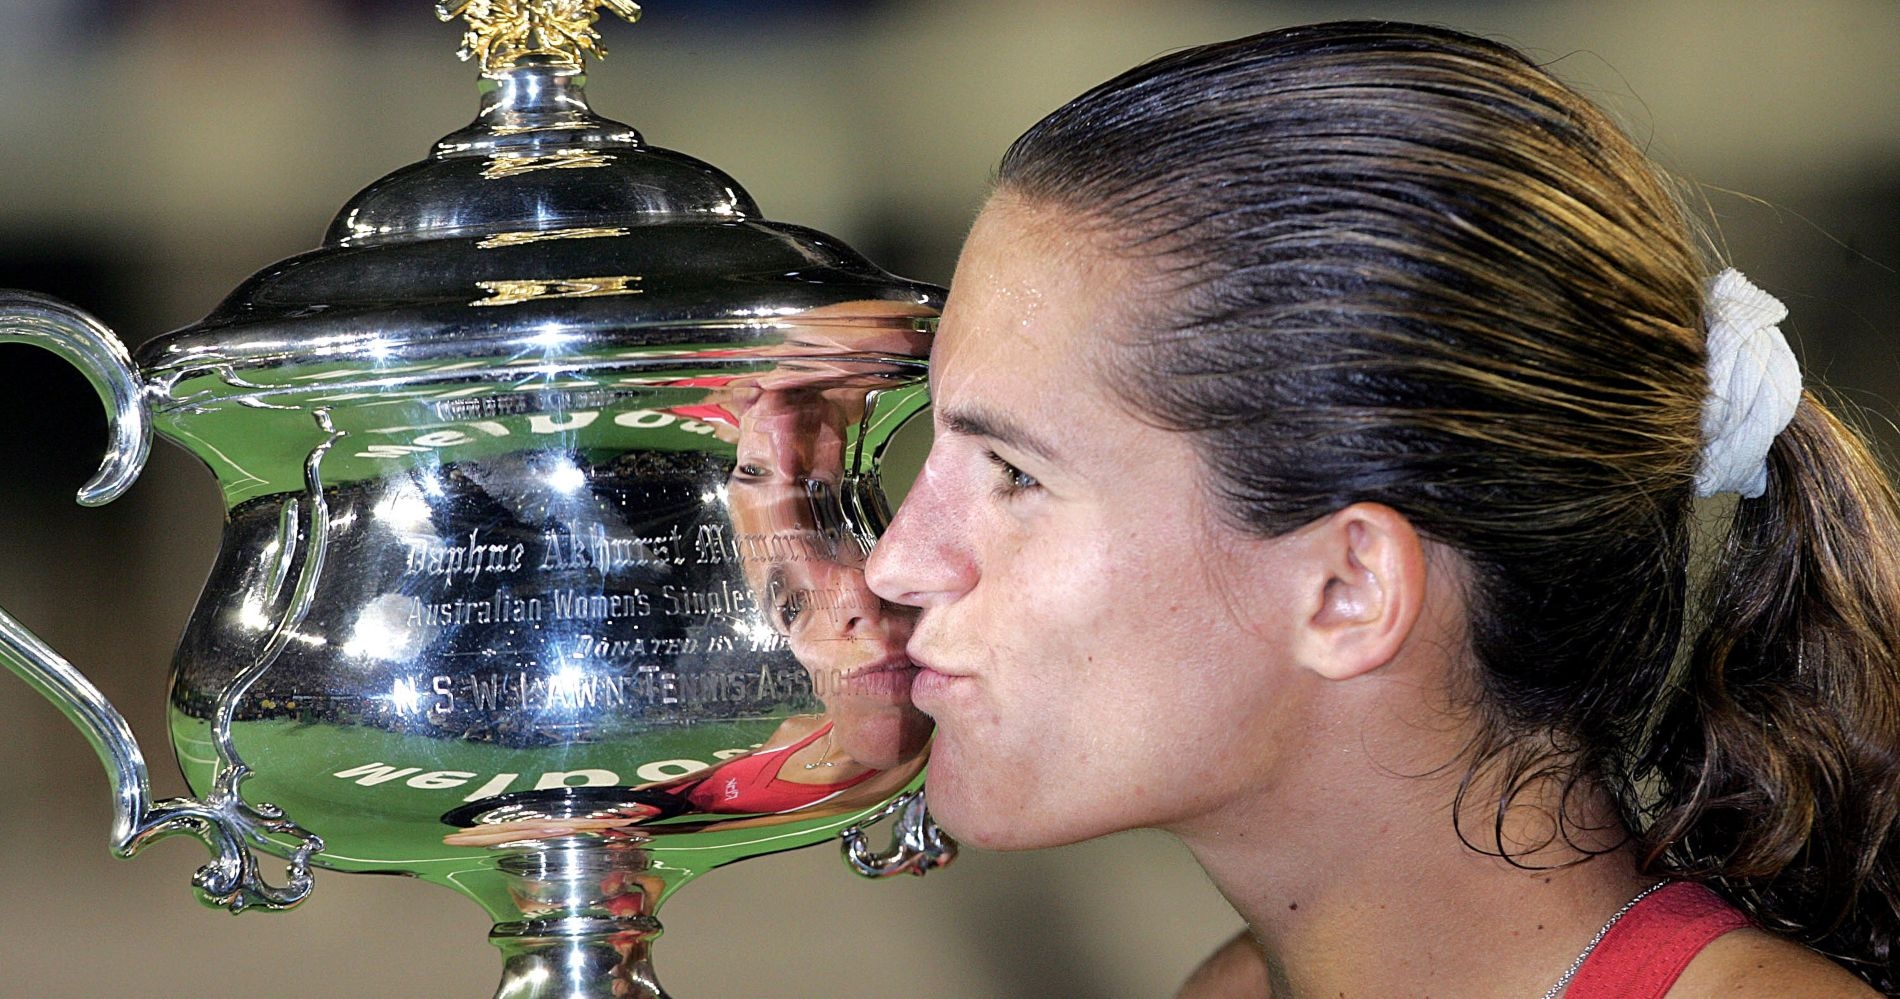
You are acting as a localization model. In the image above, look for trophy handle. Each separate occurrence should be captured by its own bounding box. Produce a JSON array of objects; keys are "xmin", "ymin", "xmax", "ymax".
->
[
  {"xmin": 840, "ymin": 788, "xmax": 958, "ymax": 878},
  {"xmin": 0, "ymin": 291, "xmax": 321, "ymax": 913},
  {"xmin": 0, "ymin": 291, "xmax": 149, "ymax": 504}
]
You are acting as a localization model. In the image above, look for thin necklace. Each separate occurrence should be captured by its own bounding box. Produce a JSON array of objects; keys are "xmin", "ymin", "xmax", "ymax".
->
[
  {"xmin": 1538, "ymin": 880, "xmax": 1671, "ymax": 999},
  {"xmin": 801, "ymin": 730, "xmax": 840, "ymax": 770}
]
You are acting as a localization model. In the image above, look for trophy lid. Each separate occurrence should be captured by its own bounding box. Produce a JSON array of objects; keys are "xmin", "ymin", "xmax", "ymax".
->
[{"xmin": 132, "ymin": 1, "xmax": 940, "ymax": 384}]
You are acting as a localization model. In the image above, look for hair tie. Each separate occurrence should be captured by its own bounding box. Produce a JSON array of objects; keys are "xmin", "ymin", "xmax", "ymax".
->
[{"xmin": 1695, "ymin": 268, "xmax": 1800, "ymax": 499}]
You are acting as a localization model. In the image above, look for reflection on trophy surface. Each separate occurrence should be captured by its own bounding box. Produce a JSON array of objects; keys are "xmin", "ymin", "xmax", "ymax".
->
[
  {"xmin": 441, "ymin": 372, "xmax": 935, "ymax": 846},
  {"xmin": 0, "ymin": 3, "xmax": 951, "ymax": 997}
]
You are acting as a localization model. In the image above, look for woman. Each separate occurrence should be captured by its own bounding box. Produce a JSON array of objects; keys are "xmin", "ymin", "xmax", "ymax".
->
[{"xmin": 864, "ymin": 21, "xmax": 1900, "ymax": 999}]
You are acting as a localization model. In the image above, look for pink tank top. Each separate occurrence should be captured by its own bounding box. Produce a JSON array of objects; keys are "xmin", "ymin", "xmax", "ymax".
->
[{"xmin": 1562, "ymin": 881, "xmax": 1751, "ymax": 998}]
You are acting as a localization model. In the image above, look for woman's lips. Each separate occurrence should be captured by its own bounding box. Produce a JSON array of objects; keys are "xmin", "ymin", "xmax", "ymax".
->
[{"xmin": 904, "ymin": 654, "xmax": 969, "ymax": 710}]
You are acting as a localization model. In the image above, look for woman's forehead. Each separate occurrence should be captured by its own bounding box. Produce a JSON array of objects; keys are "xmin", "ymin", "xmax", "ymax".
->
[
  {"xmin": 938, "ymin": 198, "xmax": 1143, "ymax": 377},
  {"xmin": 927, "ymin": 200, "xmax": 1184, "ymax": 483}
]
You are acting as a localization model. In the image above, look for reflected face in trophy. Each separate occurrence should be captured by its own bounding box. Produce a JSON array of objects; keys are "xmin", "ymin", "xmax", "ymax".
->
[
  {"xmin": 866, "ymin": 197, "xmax": 1321, "ymax": 850},
  {"xmin": 728, "ymin": 387, "xmax": 932, "ymax": 771}
]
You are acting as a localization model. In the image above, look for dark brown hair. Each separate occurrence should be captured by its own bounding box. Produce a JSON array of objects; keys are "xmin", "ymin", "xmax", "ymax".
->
[{"xmin": 997, "ymin": 21, "xmax": 1900, "ymax": 990}]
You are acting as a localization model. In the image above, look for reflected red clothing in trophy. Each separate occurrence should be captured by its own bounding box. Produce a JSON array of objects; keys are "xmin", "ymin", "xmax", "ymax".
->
[
  {"xmin": 679, "ymin": 722, "xmax": 878, "ymax": 814},
  {"xmin": 664, "ymin": 374, "xmax": 742, "ymax": 429}
]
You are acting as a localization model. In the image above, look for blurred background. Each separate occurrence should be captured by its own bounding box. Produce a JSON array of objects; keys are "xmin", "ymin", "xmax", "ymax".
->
[{"xmin": 0, "ymin": 1, "xmax": 1893, "ymax": 996}]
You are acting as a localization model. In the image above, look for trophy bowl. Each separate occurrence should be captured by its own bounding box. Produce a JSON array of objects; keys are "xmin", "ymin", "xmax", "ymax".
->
[{"xmin": 0, "ymin": 4, "xmax": 951, "ymax": 996}]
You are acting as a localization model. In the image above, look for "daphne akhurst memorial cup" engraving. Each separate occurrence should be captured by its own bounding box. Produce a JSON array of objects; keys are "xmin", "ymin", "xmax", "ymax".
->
[{"xmin": 0, "ymin": 4, "xmax": 952, "ymax": 997}]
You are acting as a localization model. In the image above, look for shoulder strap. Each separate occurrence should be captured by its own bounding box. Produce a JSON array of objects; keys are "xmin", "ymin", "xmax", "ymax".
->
[{"xmin": 1561, "ymin": 882, "xmax": 1752, "ymax": 999}]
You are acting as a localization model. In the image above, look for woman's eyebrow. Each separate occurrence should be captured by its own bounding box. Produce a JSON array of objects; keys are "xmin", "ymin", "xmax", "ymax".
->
[{"xmin": 940, "ymin": 404, "xmax": 1063, "ymax": 467}]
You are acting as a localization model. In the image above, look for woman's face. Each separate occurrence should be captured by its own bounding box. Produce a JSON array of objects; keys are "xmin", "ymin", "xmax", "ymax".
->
[
  {"xmin": 728, "ymin": 387, "xmax": 932, "ymax": 770},
  {"xmin": 866, "ymin": 197, "xmax": 1321, "ymax": 849}
]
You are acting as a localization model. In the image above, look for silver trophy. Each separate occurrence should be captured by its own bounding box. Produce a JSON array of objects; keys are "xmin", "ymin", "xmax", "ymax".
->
[{"xmin": 0, "ymin": 3, "xmax": 951, "ymax": 996}]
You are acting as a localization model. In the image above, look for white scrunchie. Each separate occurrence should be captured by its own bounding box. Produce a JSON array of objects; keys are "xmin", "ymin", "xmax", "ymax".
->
[{"xmin": 1694, "ymin": 268, "xmax": 1800, "ymax": 498}]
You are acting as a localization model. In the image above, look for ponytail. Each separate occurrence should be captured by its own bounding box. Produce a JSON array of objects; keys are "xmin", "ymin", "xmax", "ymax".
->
[{"xmin": 1645, "ymin": 393, "xmax": 1900, "ymax": 991}]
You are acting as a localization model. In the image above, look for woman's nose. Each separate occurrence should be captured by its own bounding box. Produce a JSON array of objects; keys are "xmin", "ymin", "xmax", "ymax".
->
[
  {"xmin": 865, "ymin": 458, "xmax": 977, "ymax": 609},
  {"xmin": 834, "ymin": 590, "xmax": 917, "ymax": 640}
]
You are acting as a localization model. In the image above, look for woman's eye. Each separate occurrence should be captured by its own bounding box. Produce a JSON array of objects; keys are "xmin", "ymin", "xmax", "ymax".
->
[
  {"xmin": 736, "ymin": 463, "xmax": 768, "ymax": 478},
  {"xmin": 764, "ymin": 569, "xmax": 800, "ymax": 634},
  {"xmin": 778, "ymin": 590, "xmax": 807, "ymax": 629},
  {"xmin": 985, "ymin": 451, "xmax": 1040, "ymax": 496}
]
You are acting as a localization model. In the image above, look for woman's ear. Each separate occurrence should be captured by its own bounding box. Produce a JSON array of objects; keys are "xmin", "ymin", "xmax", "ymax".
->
[{"xmin": 1290, "ymin": 502, "xmax": 1428, "ymax": 681}]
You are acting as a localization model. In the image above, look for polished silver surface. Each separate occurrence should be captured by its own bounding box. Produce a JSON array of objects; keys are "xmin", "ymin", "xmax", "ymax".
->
[
  {"xmin": 0, "ymin": 6, "xmax": 949, "ymax": 996},
  {"xmin": 842, "ymin": 788, "xmax": 959, "ymax": 879}
]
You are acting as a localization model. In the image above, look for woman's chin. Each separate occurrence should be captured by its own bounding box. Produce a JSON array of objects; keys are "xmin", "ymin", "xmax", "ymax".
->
[
  {"xmin": 923, "ymin": 791, "xmax": 1069, "ymax": 852},
  {"xmin": 831, "ymin": 705, "xmax": 934, "ymax": 770}
]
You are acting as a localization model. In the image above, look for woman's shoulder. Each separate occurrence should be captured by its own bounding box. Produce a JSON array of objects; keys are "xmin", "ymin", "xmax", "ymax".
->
[
  {"xmin": 1671, "ymin": 928, "xmax": 1878, "ymax": 998},
  {"xmin": 761, "ymin": 712, "xmax": 828, "ymax": 748}
]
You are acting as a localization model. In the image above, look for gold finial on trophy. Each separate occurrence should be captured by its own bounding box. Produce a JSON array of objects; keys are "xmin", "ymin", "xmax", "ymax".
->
[{"xmin": 438, "ymin": 0, "xmax": 643, "ymax": 75}]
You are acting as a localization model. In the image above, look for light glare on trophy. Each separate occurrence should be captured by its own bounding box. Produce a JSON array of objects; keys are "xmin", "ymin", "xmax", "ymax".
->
[{"xmin": 0, "ymin": 3, "xmax": 953, "ymax": 997}]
